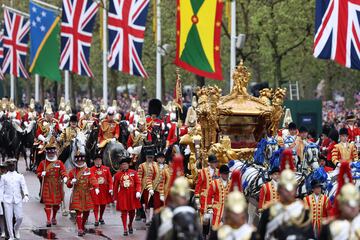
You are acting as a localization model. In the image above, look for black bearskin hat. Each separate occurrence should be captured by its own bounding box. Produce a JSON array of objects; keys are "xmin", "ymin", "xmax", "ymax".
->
[{"xmin": 148, "ymin": 99, "xmax": 162, "ymax": 116}]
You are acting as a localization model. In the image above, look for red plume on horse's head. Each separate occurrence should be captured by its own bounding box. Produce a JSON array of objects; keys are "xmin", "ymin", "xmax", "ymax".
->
[
  {"xmin": 169, "ymin": 154, "xmax": 184, "ymax": 188},
  {"xmin": 280, "ymin": 148, "xmax": 295, "ymax": 172},
  {"xmin": 331, "ymin": 161, "xmax": 354, "ymax": 218},
  {"xmin": 230, "ymin": 169, "xmax": 242, "ymax": 192}
]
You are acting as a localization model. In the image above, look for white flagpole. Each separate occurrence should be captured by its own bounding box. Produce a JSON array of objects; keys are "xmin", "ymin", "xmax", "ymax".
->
[
  {"xmin": 35, "ymin": 74, "xmax": 40, "ymax": 102},
  {"xmin": 102, "ymin": 0, "xmax": 108, "ymax": 107},
  {"xmin": 230, "ymin": 0, "xmax": 236, "ymax": 89},
  {"xmin": 64, "ymin": 71, "xmax": 69, "ymax": 102},
  {"xmin": 155, "ymin": 0, "xmax": 162, "ymax": 100},
  {"xmin": 10, "ymin": 74, "xmax": 15, "ymax": 100},
  {"xmin": 31, "ymin": 0, "xmax": 61, "ymax": 11}
]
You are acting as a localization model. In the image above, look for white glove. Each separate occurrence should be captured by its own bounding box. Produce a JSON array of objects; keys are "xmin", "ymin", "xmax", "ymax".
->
[
  {"xmin": 207, "ymin": 208, "xmax": 214, "ymax": 215},
  {"xmin": 136, "ymin": 192, "xmax": 141, "ymax": 199},
  {"xmin": 109, "ymin": 190, "xmax": 113, "ymax": 195},
  {"xmin": 41, "ymin": 171, "xmax": 46, "ymax": 177},
  {"xmin": 63, "ymin": 177, "xmax": 68, "ymax": 183},
  {"xmin": 195, "ymin": 198, "xmax": 200, "ymax": 209},
  {"xmin": 38, "ymin": 135, "xmax": 46, "ymax": 142},
  {"xmin": 23, "ymin": 196, "xmax": 29, "ymax": 203},
  {"xmin": 112, "ymin": 138, "xmax": 117, "ymax": 142},
  {"xmin": 95, "ymin": 188, "xmax": 100, "ymax": 195},
  {"xmin": 160, "ymin": 195, "xmax": 165, "ymax": 202},
  {"xmin": 184, "ymin": 145, "xmax": 191, "ymax": 155},
  {"xmin": 149, "ymin": 190, "xmax": 154, "ymax": 196},
  {"xmin": 71, "ymin": 178, "xmax": 77, "ymax": 184}
]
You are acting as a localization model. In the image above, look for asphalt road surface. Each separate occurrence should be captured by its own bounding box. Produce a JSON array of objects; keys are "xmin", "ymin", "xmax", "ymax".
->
[{"xmin": 13, "ymin": 158, "xmax": 147, "ymax": 240}]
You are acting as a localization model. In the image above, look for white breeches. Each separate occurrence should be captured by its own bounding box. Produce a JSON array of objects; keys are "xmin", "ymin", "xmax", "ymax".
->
[{"xmin": 4, "ymin": 202, "xmax": 23, "ymax": 238}]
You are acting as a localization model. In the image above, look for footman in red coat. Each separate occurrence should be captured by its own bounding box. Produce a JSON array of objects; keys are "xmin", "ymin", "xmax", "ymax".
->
[
  {"xmin": 90, "ymin": 153, "xmax": 113, "ymax": 226},
  {"xmin": 113, "ymin": 157, "xmax": 141, "ymax": 236},
  {"xmin": 67, "ymin": 154, "xmax": 99, "ymax": 236}
]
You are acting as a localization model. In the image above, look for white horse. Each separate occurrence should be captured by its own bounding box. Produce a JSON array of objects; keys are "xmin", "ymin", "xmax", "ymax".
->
[
  {"xmin": 64, "ymin": 131, "xmax": 87, "ymax": 170},
  {"xmin": 229, "ymin": 159, "xmax": 268, "ymax": 225},
  {"xmin": 301, "ymin": 143, "xmax": 320, "ymax": 173}
]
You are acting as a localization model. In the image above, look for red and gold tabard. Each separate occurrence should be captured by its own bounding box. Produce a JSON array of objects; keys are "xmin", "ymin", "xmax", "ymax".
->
[
  {"xmin": 90, "ymin": 165, "xmax": 113, "ymax": 205},
  {"xmin": 98, "ymin": 118, "xmax": 120, "ymax": 146},
  {"xmin": 303, "ymin": 193, "xmax": 331, "ymax": 235},
  {"xmin": 194, "ymin": 167, "xmax": 219, "ymax": 214},
  {"xmin": 258, "ymin": 181, "xmax": 279, "ymax": 212},
  {"xmin": 332, "ymin": 142, "xmax": 359, "ymax": 165},
  {"xmin": 36, "ymin": 160, "xmax": 67, "ymax": 205},
  {"xmin": 67, "ymin": 167, "xmax": 99, "ymax": 211},
  {"xmin": 148, "ymin": 163, "xmax": 170, "ymax": 209},
  {"xmin": 113, "ymin": 169, "xmax": 141, "ymax": 211},
  {"xmin": 207, "ymin": 178, "xmax": 231, "ymax": 229}
]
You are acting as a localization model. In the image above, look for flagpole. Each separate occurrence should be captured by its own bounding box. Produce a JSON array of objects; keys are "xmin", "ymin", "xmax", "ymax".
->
[
  {"xmin": 230, "ymin": 0, "xmax": 236, "ymax": 89},
  {"xmin": 64, "ymin": 71, "xmax": 69, "ymax": 102},
  {"xmin": 10, "ymin": 74, "xmax": 14, "ymax": 100},
  {"xmin": 32, "ymin": 0, "xmax": 61, "ymax": 11},
  {"xmin": 102, "ymin": 0, "xmax": 108, "ymax": 107},
  {"xmin": 156, "ymin": 0, "xmax": 162, "ymax": 100},
  {"xmin": 1, "ymin": 5, "xmax": 30, "ymax": 18},
  {"xmin": 35, "ymin": 74, "xmax": 40, "ymax": 102}
]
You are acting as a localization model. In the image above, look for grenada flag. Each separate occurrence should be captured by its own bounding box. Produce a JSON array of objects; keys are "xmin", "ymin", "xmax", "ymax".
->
[{"xmin": 175, "ymin": 0, "xmax": 224, "ymax": 80}]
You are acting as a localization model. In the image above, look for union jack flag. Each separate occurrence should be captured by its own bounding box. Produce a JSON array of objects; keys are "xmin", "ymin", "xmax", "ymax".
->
[
  {"xmin": 314, "ymin": 0, "xmax": 360, "ymax": 69},
  {"xmin": 60, "ymin": 0, "xmax": 99, "ymax": 77},
  {"xmin": 2, "ymin": 9, "xmax": 30, "ymax": 79},
  {"xmin": 108, "ymin": 0, "xmax": 150, "ymax": 78},
  {"xmin": 0, "ymin": 30, "xmax": 4, "ymax": 80}
]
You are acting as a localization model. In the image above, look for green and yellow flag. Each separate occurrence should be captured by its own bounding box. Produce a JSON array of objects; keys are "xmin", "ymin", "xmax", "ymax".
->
[{"xmin": 175, "ymin": 0, "xmax": 224, "ymax": 80}]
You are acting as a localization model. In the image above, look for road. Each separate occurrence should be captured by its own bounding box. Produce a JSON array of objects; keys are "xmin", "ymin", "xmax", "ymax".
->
[{"xmin": 15, "ymin": 158, "xmax": 147, "ymax": 240}]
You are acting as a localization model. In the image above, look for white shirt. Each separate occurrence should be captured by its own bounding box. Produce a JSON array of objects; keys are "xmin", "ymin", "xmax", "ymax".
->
[
  {"xmin": 0, "ymin": 171, "xmax": 29, "ymax": 204},
  {"xmin": 209, "ymin": 167, "xmax": 215, "ymax": 177}
]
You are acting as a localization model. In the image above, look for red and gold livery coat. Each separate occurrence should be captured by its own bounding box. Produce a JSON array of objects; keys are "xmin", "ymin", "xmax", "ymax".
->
[
  {"xmin": 303, "ymin": 193, "xmax": 331, "ymax": 234},
  {"xmin": 90, "ymin": 165, "xmax": 113, "ymax": 205},
  {"xmin": 207, "ymin": 179, "xmax": 231, "ymax": 229},
  {"xmin": 113, "ymin": 169, "xmax": 141, "ymax": 211},
  {"xmin": 258, "ymin": 181, "xmax": 279, "ymax": 212},
  {"xmin": 194, "ymin": 167, "xmax": 219, "ymax": 214},
  {"xmin": 35, "ymin": 118, "xmax": 60, "ymax": 140},
  {"xmin": 148, "ymin": 163, "xmax": 170, "ymax": 209},
  {"xmin": 36, "ymin": 160, "xmax": 67, "ymax": 205},
  {"xmin": 331, "ymin": 142, "xmax": 358, "ymax": 165},
  {"xmin": 67, "ymin": 167, "xmax": 99, "ymax": 212}
]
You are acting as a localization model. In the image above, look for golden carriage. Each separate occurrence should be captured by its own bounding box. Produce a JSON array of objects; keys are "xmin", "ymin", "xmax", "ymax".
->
[{"xmin": 181, "ymin": 61, "xmax": 286, "ymax": 187}]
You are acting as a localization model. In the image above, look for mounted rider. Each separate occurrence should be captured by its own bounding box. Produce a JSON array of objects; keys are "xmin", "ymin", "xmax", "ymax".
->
[
  {"xmin": 58, "ymin": 115, "xmax": 80, "ymax": 155},
  {"xmin": 345, "ymin": 114, "xmax": 360, "ymax": 142},
  {"xmin": 319, "ymin": 162, "xmax": 360, "ymax": 239},
  {"xmin": 125, "ymin": 99, "xmax": 140, "ymax": 125},
  {"xmin": 166, "ymin": 105, "xmax": 188, "ymax": 149},
  {"xmin": 35, "ymin": 102, "xmax": 60, "ymax": 153},
  {"xmin": 146, "ymin": 99, "xmax": 164, "ymax": 133},
  {"xmin": 78, "ymin": 101, "xmax": 98, "ymax": 134},
  {"xmin": 23, "ymin": 98, "xmax": 38, "ymax": 126},
  {"xmin": 98, "ymin": 107, "xmax": 120, "ymax": 149},
  {"xmin": 257, "ymin": 149, "xmax": 314, "ymax": 239},
  {"xmin": 258, "ymin": 159, "xmax": 280, "ymax": 213},
  {"xmin": 55, "ymin": 97, "xmax": 66, "ymax": 121},
  {"xmin": 127, "ymin": 109, "xmax": 152, "ymax": 163},
  {"xmin": 332, "ymin": 127, "xmax": 359, "ymax": 167}
]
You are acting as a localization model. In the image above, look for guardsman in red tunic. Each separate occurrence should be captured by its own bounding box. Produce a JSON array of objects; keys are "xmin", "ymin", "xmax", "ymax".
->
[
  {"xmin": 345, "ymin": 114, "xmax": 360, "ymax": 142},
  {"xmin": 36, "ymin": 144, "xmax": 67, "ymax": 227},
  {"xmin": 194, "ymin": 154, "xmax": 219, "ymax": 222},
  {"xmin": 206, "ymin": 165, "xmax": 231, "ymax": 231},
  {"xmin": 137, "ymin": 146, "xmax": 157, "ymax": 225},
  {"xmin": 148, "ymin": 152, "xmax": 170, "ymax": 211},
  {"xmin": 332, "ymin": 128, "xmax": 359, "ymax": 167},
  {"xmin": 90, "ymin": 153, "xmax": 113, "ymax": 226},
  {"xmin": 98, "ymin": 107, "xmax": 120, "ymax": 148},
  {"xmin": 67, "ymin": 154, "xmax": 99, "ymax": 236},
  {"xmin": 146, "ymin": 99, "xmax": 164, "ymax": 132},
  {"xmin": 166, "ymin": 120, "xmax": 188, "ymax": 148},
  {"xmin": 326, "ymin": 129, "xmax": 339, "ymax": 169},
  {"xmin": 258, "ymin": 167, "xmax": 280, "ymax": 212},
  {"xmin": 303, "ymin": 180, "xmax": 331, "ymax": 236},
  {"xmin": 113, "ymin": 157, "xmax": 141, "ymax": 236}
]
